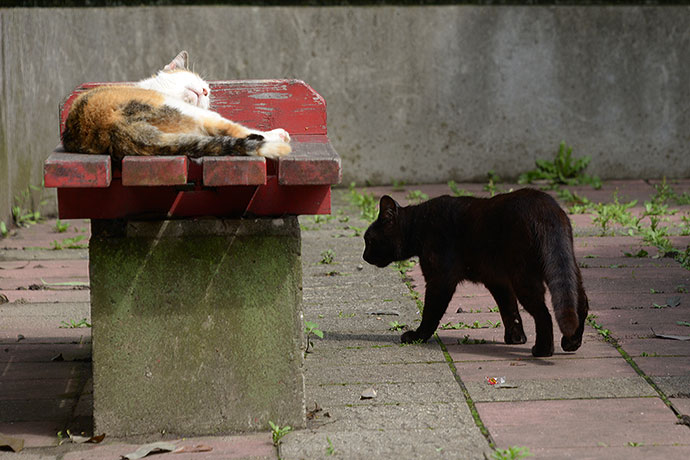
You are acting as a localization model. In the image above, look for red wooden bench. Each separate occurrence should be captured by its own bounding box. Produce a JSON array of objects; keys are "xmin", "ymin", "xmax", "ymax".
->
[
  {"xmin": 42, "ymin": 80, "xmax": 340, "ymax": 436},
  {"xmin": 44, "ymin": 79, "xmax": 341, "ymax": 219}
]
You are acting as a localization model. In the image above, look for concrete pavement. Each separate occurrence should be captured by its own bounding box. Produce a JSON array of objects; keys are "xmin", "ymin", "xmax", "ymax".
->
[{"xmin": 1, "ymin": 180, "xmax": 690, "ymax": 459}]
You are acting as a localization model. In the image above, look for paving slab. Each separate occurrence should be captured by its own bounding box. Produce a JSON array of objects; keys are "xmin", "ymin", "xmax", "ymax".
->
[
  {"xmin": 465, "ymin": 376, "xmax": 657, "ymax": 402},
  {"xmin": 477, "ymin": 398, "xmax": 690, "ymax": 450}
]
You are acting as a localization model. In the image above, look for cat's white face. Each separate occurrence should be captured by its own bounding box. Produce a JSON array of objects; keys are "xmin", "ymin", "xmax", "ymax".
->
[{"xmin": 139, "ymin": 70, "xmax": 211, "ymax": 110}]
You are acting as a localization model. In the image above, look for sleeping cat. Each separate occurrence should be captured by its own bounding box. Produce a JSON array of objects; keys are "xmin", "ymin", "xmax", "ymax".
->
[
  {"xmin": 363, "ymin": 188, "xmax": 589, "ymax": 357},
  {"xmin": 62, "ymin": 51, "xmax": 291, "ymax": 159}
]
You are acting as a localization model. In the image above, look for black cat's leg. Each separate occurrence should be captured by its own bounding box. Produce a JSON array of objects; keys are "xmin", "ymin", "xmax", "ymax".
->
[
  {"xmin": 401, "ymin": 280, "xmax": 456, "ymax": 344},
  {"xmin": 514, "ymin": 283, "xmax": 554, "ymax": 357},
  {"xmin": 561, "ymin": 277, "xmax": 589, "ymax": 352},
  {"xmin": 486, "ymin": 284, "xmax": 526, "ymax": 345}
]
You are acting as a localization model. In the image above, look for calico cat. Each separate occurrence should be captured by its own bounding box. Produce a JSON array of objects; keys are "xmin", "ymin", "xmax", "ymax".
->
[
  {"xmin": 62, "ymin": 51, "xmax": 291, "ymax": 160},
  {"xmin": 363, "ymin": 188, "xmax": 589, "ymax": 357}
]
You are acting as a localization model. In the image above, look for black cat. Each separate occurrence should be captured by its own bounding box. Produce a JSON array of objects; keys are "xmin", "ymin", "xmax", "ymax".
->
[{"xmin": 362, "ymin": 188, "xmax": 589, "ymax": 357}]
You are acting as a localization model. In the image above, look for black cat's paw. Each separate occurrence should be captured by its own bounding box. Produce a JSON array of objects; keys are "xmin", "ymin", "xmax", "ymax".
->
[
  {"xmin": 561, "ymin": 334, "xmax": 583, "ymax": 352},
  {"xmin": 400, "ymin": 330, "xmax": 427, "ymax": 344},
  {"xmin": 531, "ymin": 342, "xmax": 554, "ymax": 357},
  {"xmin": 504, "ymin": 327, "xmax": 527, "ymax": 345}
]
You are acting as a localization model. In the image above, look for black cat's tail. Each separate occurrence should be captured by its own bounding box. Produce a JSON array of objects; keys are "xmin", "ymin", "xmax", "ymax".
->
[{"xmin": 539, "ymin": 211, "xmax": 582, "ymax": 338}]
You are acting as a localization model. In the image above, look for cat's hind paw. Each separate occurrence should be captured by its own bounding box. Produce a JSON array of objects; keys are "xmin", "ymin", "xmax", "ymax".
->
[
  {"xmin": 400, "ymin": 330, "xmax": 428, "ymax": 344},
  {"xmin": 257, "ymin": 140, "xmax": 291, "ymax": 159}
]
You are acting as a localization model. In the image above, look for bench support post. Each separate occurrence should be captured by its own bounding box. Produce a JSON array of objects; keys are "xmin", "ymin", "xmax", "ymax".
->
[{"xmin": 89, "ymin": 217, "xmax": 306, "ymax": 436}]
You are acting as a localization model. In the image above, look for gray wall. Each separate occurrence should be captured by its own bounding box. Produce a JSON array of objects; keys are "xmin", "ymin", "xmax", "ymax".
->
[{"xmin": 1, "ymin": 5, "xmax": 690, "ymax": 222}]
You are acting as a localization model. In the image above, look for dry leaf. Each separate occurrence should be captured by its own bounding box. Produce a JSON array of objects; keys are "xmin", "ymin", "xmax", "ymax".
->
[
  {"xmin": 0, "ymin": 433, "xmax": 24, "ymax": 452},
  {"xmin": 173, "ymin": 444, "xmax": 213, "ymax": 454},
  {"xmin": 651, "ymin": 328, "xmax": 690, "ymax": 341},
  {"xmin": 69, "ymin": 432, "xmax": 105, "ymax": 444},
  {"xmin": 0, "ymin": 294, "xmax": 9, "ymax": 305},
  {"xmin": 360, "ymin": 387, "xmax": 377, "ymax": 400},
  {"xmin": 122, "ymin": 441, "xmax": 177, "ymax": 459}
]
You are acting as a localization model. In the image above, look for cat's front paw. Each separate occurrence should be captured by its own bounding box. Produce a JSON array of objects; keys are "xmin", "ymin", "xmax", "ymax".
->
[
  {"xmin": 257, "ymin": 141, "xmax": 291, "ymax": 159},
  {"xmin": 400, "ymin": 330, "xmax": 428, "ymax": 344},
  {"xmin": 266, "ymin": 128, "xmax": 290, "ymax": 143}
]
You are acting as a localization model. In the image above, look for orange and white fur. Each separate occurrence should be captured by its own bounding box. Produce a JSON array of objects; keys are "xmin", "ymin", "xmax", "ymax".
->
[{"xmin": 62, "ymin": 51, "xmax": 291, "ymax": 160}]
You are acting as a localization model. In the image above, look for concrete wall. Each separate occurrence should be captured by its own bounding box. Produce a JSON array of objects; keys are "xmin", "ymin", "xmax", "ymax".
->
[{"xmin": 1, "ymin": 5, "xmax": 690, "ymax": 222}]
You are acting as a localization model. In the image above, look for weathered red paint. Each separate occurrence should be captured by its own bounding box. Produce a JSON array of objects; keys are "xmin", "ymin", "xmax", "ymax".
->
[
  {"xmin": 49, "ymin": 79, "xmax": 338, "ymax": 218},
  {"xmin": 59, "ymin": 80, "xmax": 326, "ymax": 136},
  {"xmin": 56, "ymin": 181, "xmax": 331, "ymax": 219},
  {"xmin": 278, "ymin": 137, "xmax": 342, "ymax": 186},
  {"xmin": 203, "ymin": 157, "xmax": 267, "ymax": 186},
  {"xmin": 43, "ymin": 149, "xmax": 111, "ymax": 188},
  {"xmin": 122, "ymin": 156, "xmax": 188, "ymax": 186}
]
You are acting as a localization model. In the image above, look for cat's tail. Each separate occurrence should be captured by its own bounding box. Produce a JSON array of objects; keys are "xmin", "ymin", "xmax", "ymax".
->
[
  {"xmin": 150, "ymin": 132, "xmax": 291, "ymax": 159},
  {"xmin": 64, "ymin": 121, "xmax": 290, "ymax": 159},
  {"xmin": 539, "ymin": 212, "xmax": 584, "ymax": 339}
]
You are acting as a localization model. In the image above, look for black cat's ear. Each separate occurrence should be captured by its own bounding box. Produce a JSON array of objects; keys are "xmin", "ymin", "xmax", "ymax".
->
[
  {"xmin": 379, "ymin": 195, "xmax": 399, "ymax": 221},
  {"xmin": 164, "ymin": 51, "xmax": 189, "ymax": 71}
]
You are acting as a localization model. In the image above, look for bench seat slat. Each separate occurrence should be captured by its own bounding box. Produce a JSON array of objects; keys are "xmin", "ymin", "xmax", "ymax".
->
[
  {"xmin": 279, "ymin": 137, "xmax": 341, "ymax": 185},
  {"xmin": 203, "ymin": 157, "xmax": 266, "ymax": 186},
  {"xmin": 44, "ymin": 148, "xmax": 111, "ymax": 188},
  {"xmin": 122, "ymin": 156, "xmax": 188, "ymax": 186}
]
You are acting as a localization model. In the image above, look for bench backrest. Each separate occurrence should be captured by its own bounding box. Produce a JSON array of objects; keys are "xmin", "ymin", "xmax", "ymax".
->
[{"xmin": 59, "ymin": 80, "xmax": 327, "ymax": 137}]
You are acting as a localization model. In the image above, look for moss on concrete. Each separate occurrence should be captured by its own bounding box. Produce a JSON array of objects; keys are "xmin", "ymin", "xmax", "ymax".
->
[{"xmin": 90, "ymin": 217, "xmax": 305, "ymax": 436}]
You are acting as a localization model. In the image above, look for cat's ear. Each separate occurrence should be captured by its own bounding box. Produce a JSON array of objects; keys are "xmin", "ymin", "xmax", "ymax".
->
[
  {"xmin": 379, "ymin": 195, "xmax": 399, "ymax": 221},
  {"xmin": 164, "ymin": 51, "xmax": 189, "ymax": 71}
]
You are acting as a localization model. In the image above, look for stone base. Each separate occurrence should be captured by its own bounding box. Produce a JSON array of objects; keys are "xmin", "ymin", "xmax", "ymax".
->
[{"xmin": 89, "ymin": 218, "xmax": 305, "ymax": 436}]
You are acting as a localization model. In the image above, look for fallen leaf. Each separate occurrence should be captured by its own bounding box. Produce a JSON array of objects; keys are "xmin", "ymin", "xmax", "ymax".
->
[
  {"xmin": 0, "ymin": 294, "xmax": 8, "ymax": 305},
  {"xmin": 651, "ymin": 328, "xmax": 690, "ymax": 341},
  {"xmin": 666, "ymin": 297, "xmax": 681, "ymax": 307},
  {"xmin": 306, "ymin": 402, "xmax": 322, "ymax": 420},
  {"xmin": 122, "ymin": 441, "xmax": 177, "ymax": 459},
  {"xmin": 173, "ymin": 444, "xmax": 212, "ymax": 454},
  {"xmin": 16, "ymin": 335, "xmax": 24, "ymax": 342},
  {"xmin": 360, "ymin": 387, "xmax": 377, "ymax": 400},
  {"xmin": 0, "ymin": 433, "xmax": 24, "ymax": 452},
  {"xmin": 51, "ymin": 353, "xmax": 65, "ymax": 362},
  {"xmin": 69, "ymin": 432, "xmax": 105, "ymax": 444},
  {"xmin": 367, "ymin": 311, "xmax": 399, "ymax": 316}
]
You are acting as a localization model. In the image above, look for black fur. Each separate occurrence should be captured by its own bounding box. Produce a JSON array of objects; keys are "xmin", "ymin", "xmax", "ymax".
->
[{"xmin": 363, "ymin": 188, "xmax": 589, "ymax": 357}]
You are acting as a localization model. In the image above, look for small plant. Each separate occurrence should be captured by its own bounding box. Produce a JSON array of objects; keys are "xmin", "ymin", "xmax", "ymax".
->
[
  {"xmin": 388, "ymin": 321, "xmax": 407, "ymax": 331},
  {"xmin": 406, "ymin": 190, "xmax": 429, "ymax": 204},
  {"xmin": 627, "ymin": 441, "xmax": 643, "ymax": 447},
  {"xmin": 518, "ymin": 141, "xmax": 600, "ymax": 189},
  {"xmin": 624, "ymin": 249, "xmax": 649, "ymax": 258},
  {"xmin": 447, "ymin": 180, "xmax": 473, "ymax": 197},
  {"xmin": 346, "ymin": 183, "xmax": 378, "ymax": 222},
  {"xmin": 268, "ymin": 421, "xmax": 292, "ymax": 446},
  {"xmin": 392, "ymin": 180, "xmax": 407, "ymax": 191},
  {"xmin": 304, "ymin": 320, "xmax": 324, "ymax": 354},
  {"xmin": 393, "ymin": 259, "xmax": 416, "ymax": 276},
  {"xmin": 586, "ymin": 314, "xmax": 614, "ymax": 344},
  {"xmin": 51, "ymin": 235, "xmax": 87, "ymax": 250},
  {"xmin": 484, "ymin": 170, "xmax": 501, "ymax": 197},
  {"xmin": 59, "ymin": 318, "xmax": 91, "ymax": 329},
  {"xmin": 488, "ymin": 306, "xmax": 500, "ymax": 313},
  {"xmin": 325, "ymin": 436, "xmax": 335, "ymax": 456},
  {"xmin": 12, "ymin": 184, "xmax": 46, "ymax": 227},
  {"xmin": 0, "ymin": 221, "xmax": 8, "ymax": 238},
  {"xmin": 492, "ymin": 445, "xmax": 533, "ymax": 459},
  {"xmin": 677, "ymin": 285, "xmax": 688, "ymax": 294},
  {"xmin": 592, "ymin": 193, "xmax": 638, "ymax": 236},
  {"xmin": 53, "ymin": 219, "xmax": 70, "ymax": 233},
  {"xmin": 460, "ymin": 335, "xmax": 487, "ymax": 345},
  {"xmin": 319, "ymin": 249, "xmax": 335, "ymax": 264}
]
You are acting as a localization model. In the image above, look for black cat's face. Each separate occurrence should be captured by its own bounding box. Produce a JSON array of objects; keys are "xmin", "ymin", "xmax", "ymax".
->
[{"xmin": 363, "ymin": 195, "xmax": 402, "ymax": 268}]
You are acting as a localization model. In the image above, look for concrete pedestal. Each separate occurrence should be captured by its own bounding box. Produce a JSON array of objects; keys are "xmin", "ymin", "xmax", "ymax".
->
[{"xmin": 89, "ymin": 217, "xmax": 305, "ymax": 436}]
